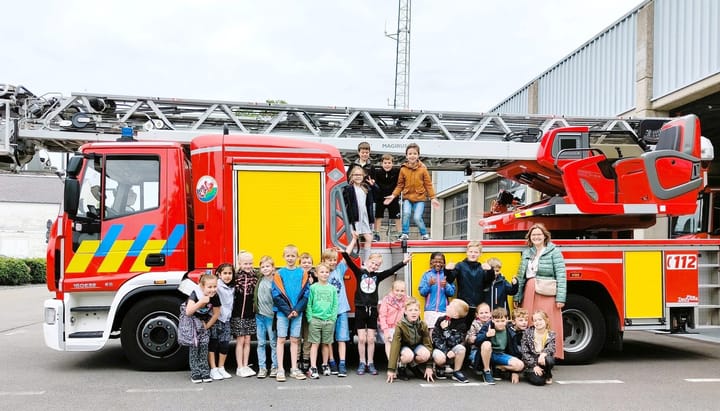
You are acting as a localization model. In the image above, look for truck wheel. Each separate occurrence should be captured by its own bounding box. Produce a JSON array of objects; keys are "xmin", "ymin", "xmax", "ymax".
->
[
  {"xmin": 562, "ymin": 294, "xmax": 606, "ymax": 364},
  {"xmin": 120, "ymin": 295, "xmax": 187, "ymax": 370}
]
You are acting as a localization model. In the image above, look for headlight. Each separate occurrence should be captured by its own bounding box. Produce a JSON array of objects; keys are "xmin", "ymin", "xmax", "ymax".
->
[{"xmin": 44, "ymin": 307, "xmax": 57, "ymax": 325}]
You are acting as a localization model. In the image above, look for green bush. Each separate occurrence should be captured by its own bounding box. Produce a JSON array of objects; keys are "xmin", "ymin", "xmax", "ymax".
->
[
  {"xmin": 24, "ymin": 258, "xmax": 47, "ymax": 284},
  {"xmin": 0, "ymin": 257, "xmax": 32, "ymax": 285}
]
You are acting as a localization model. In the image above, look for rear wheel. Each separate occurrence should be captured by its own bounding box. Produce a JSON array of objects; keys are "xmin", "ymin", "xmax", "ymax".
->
[
  {"xmin": 562, "ymin": 294, "xmax": 606, "ymax": 364},
  {"xmin": 120, "ymin": 295, "xmax": 187, "ymax": 370}
]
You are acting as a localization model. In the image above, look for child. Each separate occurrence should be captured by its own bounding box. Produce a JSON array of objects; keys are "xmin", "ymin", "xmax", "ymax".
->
[
  {"xmin": 431, "ymin": 299, "xmax": 470, "ymax": 383},
  {"xmin": 509, "ymin": 307, "xmax": 530, "ymax": 384},
  {"xmin": 343, "ymin": 232, "xmax": 411, "ymax": 375},
  {"xmin": 418, "ymin": 252, "xmax": 455, "ymax": 331},
  {"xmin": 272, "ymin": 244, "xmax": 311, "ymax": 381},
  {"xmin": 186, "ymin": 273, "xmax": 220, "ymax": 383},
  {"xmin": 476, "ymin": 307, "xmax": 525, "ymax": 385},
  {"xmin": 232, "ymin": 251, "xmax": 258, "ymax": 377},
  {"xmin": 520, "ymin": 310, "xmax": 557, "ymax": 386},
  {"xmin": 254, "ymin": 256, "xmax": 278, "ymax": 379},
  {"xmin": 378, "ymin": 280, "xmax": 408, "ymax": 361},
  {"xmin": 299, "ymin": 252, "xmax": 317, "ymax": 374},
  {"xmin": 344, "ymin": 164, "xmax": 376, "ymax": 263},
  {"xmin": 374, "ymin": 153, "xmax": 401, "ymax": 240},
  {"xmin": 209, "ymin": 263, "xmax": 234, "ymax": 380},
  {"xmin": 485, "ymin": 257, "xmax": 519, "ymax": 312},
  {"xmin": 386, "ymin": 297, "xmax": 434, "ymax": 383},
  {"xmin": 324, "ymin": 247, "xmax": 350, "ymax": 377},
  {"xmin": 306, "ymin": 263, "xmax": 339, "ymax": 379},
  {"xmin": 384, "ymin": 142, "xmax": 440, "ymax": 240},
  {"xmin": 446, "ymin": 241, "xmax": 495, "ymax": 328},
  {"xmin": 465, "ymin": 302, "xmax": 492, "ymax": 373},
  {"xmin": 346, "ymin": 141, "xmax": 376, "ymax": 183}
]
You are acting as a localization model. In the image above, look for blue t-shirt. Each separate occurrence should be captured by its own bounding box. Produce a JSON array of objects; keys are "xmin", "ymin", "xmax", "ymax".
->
[
  {"xmin": 328, "ymin": 260, "xmax": 350, "ymax": 314},
  {"xmin": 278, "ymin": 266, "xmax": 304, "ymax": 306}
]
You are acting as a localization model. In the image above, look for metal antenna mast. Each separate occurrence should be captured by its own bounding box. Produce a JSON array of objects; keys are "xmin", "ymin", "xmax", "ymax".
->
[{"xmin": 386, "ymin": 0, "xmax": 411, "ymax": 109}]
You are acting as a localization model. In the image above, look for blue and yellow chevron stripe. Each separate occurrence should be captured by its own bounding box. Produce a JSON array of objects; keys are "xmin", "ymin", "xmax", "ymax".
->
[{"xmin": 66, "ymin": 224, "xmax": 185, "ymax": 273}]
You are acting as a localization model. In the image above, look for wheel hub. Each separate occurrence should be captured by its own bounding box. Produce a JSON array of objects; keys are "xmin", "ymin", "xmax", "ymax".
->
[{"xmin": 139, "ymin": 314, "xmax": 178, "ymax": 355}]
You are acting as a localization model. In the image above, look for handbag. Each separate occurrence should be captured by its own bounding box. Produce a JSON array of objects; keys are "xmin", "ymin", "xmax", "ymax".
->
[
  {"xmin": 178, "ymin": 302, "xmax": 198, "ymax": 347},
  {"xmin": 534, "ymin": 277, "xmax": 557, "ymax": 296}
]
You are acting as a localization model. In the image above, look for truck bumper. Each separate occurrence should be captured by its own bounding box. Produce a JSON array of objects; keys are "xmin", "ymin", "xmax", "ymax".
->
[{"xmin": 43, "ymin": 299, "xmax": 65, "ymax": 351}]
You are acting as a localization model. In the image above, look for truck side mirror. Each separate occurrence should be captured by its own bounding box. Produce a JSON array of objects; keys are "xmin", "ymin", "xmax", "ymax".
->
[{"xmin": 64, "ymin": 178, "xmax": 79, "ymax": 218}]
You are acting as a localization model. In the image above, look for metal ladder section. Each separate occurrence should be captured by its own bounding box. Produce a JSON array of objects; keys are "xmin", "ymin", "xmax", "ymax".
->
[
  {"xmin": 698, "ymin": 248, "xmax": 720, "ymax": 326},
  {"xmin": 2, "ymin": 84, "xmax": 658, "ymax": 170}
]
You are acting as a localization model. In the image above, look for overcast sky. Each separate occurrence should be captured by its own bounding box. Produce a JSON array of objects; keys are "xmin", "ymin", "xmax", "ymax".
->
[{"xmin": 4, "ymin": 0, "xmax": 642, "ymax": 113}]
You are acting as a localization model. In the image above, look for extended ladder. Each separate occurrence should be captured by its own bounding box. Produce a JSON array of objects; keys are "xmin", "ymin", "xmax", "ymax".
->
[{"xmin": 1, "ymin": 84, "xmax": 664, "ymax": 171}]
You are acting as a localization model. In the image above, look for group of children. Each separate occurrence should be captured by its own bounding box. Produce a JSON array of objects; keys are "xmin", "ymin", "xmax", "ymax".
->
[
  {"xmin": 344, "ymin": 141, "xmax": 439, "ymax": 246},
  {"xmin": 183, "ymin": 240, "xmax": 556, "ymax": 387}
]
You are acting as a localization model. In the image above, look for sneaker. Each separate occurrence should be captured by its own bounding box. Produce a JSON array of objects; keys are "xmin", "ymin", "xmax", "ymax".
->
[
  {"xmin": 202, "ymin": 375, "xmax": 213, "ymax": 383},
  {"xmin": 243, "ymin": 366, "xmax": 256, "ymax": 377},
  {"xmin": 210, "ymin": 368, "xmax": 223, "ymax": 381},
  {"xmin": 444, "ymin": 365, "xmax": 454, "ymax": 375},
  {"xmin": 290, "ymin": 368, "xmax": 307, "ymax": 380},
  {"xmin": 257, "ymin": 368, "xmax": 268, "ymax": 379},
  {"xmin": 269, "ymin": 367, "xmax": 278, "ymax": 378},
  {"xmin": 483, "ymin": 370, "xmax": 495, "ymax": 385},
  {"xmin": 236, "ymin": 367, "xmax": 244, "ymax": 377},
  {"xmin": 337, "ymin": 362, "xmax": 347, "ymax": 377},
  {"xmin": 329, "ymin": 360, "xmax": 339, "ymax": 375},
  {"xmin": 373, "ymin": 232, "xmax": 381, "ymax": 242},
  {"xmin": 435, "ymin": 367, "xmax": 446, "ymax": 380},
  {"xmin": 322, "ymin": 364, "xmax": 331, "ymax": 376},
  {"xmin": 309, "ymin": 367, "xmax": 319, "ymax": 379},
  {"xmin": 218, "ymin": 367, "xmax": 232, "ymax": 379},
  {"xmin": 190, "ymin": 375, "xmax": 202, "ymax": 384},
  {"xmin": 357, "ymin": 362, "xmax": 367, "ymax": 375},
  {"xmin": 452, "ymin": 371, "xmax": 469, "ymax": 383},
  {"xmin": 398, "ymin": 233, "xmax": 409, "ymax": 240},
  {"xmin": 421, "ymin": 234, "xmax": 431, "ymax": 240},
  {"xmin": 276, "ymin": 369, "xmax": 286, "ymax": 382},
  {"xmin": 397, "ymin": 366, "xmax": 410, "ymax": 381},
  {"xmin": 300, "ymin": 358, "xmax": 311, "ymax": 373},
  {"xmin": 367, "ymin": 363, "xmax": 378, "ymax": 375}
]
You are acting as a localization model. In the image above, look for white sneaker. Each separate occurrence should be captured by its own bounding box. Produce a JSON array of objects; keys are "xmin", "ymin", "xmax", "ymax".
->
[
  {"xmin": 210, "ymin": 368, "xmax": 223, "ymax": 380},
  {"xmin": 421, "ymin": 234, "xmax": 431, "ymax": 240},
  {"xmin": 218, "ymin": 367, "xmax": 232, "ymax": 379},
  {"xmin": 241, "ymin": 366, "xmax": 256, "ymax": 377},
  {"xmin": 399, "ymin": 233, "xmax": 409, "ymax": 240}
]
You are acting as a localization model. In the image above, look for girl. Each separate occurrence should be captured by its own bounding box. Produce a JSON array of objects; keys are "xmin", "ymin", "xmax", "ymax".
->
[
  {"xmin": 209, "ymin": 263, "xmax": 235, "ymax": 380},
  {"xmin": 343, "ymin": 164, "xmax": 376, "ymax": 263},
  {"xmin": 232, "ymin": 251, "xmax": 258, "ymax": 377},
  {"xmin": 254, "ymin": 255, "xmax": 278, "ymax": 378},
  {"xmin": 186, "ymin": 273, "xmax": 220, "ymax": 383},
  {"xmin": 378, "ymin": 280, "xmax": 408, "ymax": 361},
  {"xmin": 520, "ymin": 310, "xmax": 557, "ymax": 386},
  {"xmin": 418, "ymin": 252, "xmax": 455, "ymax": 331}
]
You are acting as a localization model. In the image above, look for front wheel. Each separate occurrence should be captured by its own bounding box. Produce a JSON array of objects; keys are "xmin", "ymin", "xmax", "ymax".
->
[
  {"xmin": 562, "ymin": 294, "xmax": 606, "ymax": 364},
  {"xmin": 120, "ymin": 295, "xmax": 187, "ymax": 370}
]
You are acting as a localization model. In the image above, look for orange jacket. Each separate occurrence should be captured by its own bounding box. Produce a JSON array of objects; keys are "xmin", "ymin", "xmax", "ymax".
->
[{"xmin": 391, "ymin": 160, "xmax": 436, "ymax": 202}]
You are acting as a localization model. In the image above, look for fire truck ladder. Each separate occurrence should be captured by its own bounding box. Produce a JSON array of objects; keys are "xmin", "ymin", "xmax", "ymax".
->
[{"xmin": 1, "ymin": 84, "xmax": 661, "ymax": 171}]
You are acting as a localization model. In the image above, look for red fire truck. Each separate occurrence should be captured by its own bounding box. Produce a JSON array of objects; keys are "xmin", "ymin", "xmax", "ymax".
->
[{"xmin": 2, "ymin": 86, "xmax": 717, "ymax": 368}]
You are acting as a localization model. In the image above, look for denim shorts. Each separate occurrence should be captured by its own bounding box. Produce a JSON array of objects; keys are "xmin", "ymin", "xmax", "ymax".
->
[
  {"xmin": 490, "ymin": 351, "xmax": 515, "ymax": 366},
  {"xmin": 276, "ymin": 312, "xmax": 303, "ymax": 338},
  {"xmin": 335, "ymin": 312, "xmax": 350, "ymax": 342},
  {"xmin": 209, "ymin": 320, "xmax": 231, "ymax": 343}
]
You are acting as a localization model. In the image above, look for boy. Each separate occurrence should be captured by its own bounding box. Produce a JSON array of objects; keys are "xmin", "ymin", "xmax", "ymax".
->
[
  {"xmin": 485, "ymin": 257, "xmax": 519, "ymax": 312},
  {"xmin": 306, "ymin": 263, "xmax": 338, "ymax": 379},
  {"xmin": 476, "ymin": 307, "xmax": 525, "ymax": 385},
  {"xmin": 323, "ymin": 247, "xmax": 350, "ymax": 377},
  {"xmin": 446, "ymin": 241, "xmax": 495, "ymax": 327},
  {"xmin": 374, "ymin": 153, "xmax": 401, "ymax": 240},
  {"xmin": 384, "ymin": 142, "xmax": 440, "ymax": 240},
  {"xmin": 509, "ymin": 307, "xmax": 530, "ymax": 384},
  {"xmin": 272, "ymin": 244, "xmax": 311, "ymax": 381},
  {"xmin": 343, "ymin": 232, "xmax": 411, "ymax": 375},
  {"xmin": 386, "ymin": 297, "xmax": 434, "ymax": 383},
  {"xmin": 431, "ymin": 299, "xmax": 470, "ymax": 383},
  {"xmin": 346, "ymin": 141, "xmax": 376, "ymax": 184},
  {"xmin": 299, "ymin": 252, "xmax": 317, "ymax": 373}
]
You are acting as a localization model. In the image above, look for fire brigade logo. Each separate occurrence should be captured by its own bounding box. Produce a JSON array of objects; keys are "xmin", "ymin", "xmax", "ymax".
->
[{"xmin": 196, "ymin": 176, "xmax": 218, "ymax": 203}]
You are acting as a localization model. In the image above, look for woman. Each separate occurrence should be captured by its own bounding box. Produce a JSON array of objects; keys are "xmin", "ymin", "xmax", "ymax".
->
[{"xmin": 514, "ymin": 223, "xmax": 566, "ymax": 359}]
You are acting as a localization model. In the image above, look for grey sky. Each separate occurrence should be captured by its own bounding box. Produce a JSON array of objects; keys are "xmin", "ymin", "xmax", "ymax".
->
[{"xmin": 4, "ymin": 0, "xmax": 641, "ymax": 112}]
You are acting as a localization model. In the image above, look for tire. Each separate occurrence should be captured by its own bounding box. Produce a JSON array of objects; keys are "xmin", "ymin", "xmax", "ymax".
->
[
  {"xmin": 562, "ymin": 294, "xmax": 606, "ymax": 364},
  {"xmin": 120, "ymin": 295, "xmax": 187, "ymax": 371}
]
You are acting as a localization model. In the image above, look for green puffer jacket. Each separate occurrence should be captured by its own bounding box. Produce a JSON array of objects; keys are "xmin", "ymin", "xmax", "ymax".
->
[{"xmin": 515, "ymin": 242, "xmax": 567, "ymax": 304}]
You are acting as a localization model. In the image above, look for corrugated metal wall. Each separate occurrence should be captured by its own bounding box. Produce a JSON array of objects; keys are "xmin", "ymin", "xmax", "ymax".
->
[
  {"xmin": 653, "ymin": 0, "xmax": 720, "ymax": 100},
  {"xmin": 490, "ymin": 9, "xmax": 639, "ymax": 116}
]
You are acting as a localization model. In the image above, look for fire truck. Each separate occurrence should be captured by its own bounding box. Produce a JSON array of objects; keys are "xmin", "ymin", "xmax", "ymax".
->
[{"xmin": 1, "ymin": 85, "xmax": 718, "ymax": 368}]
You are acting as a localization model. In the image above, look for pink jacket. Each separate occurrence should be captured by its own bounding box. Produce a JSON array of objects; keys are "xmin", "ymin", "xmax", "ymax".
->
[{"xmin": 378, "ymin": 293, "xmax": 407, "ymax": 333}]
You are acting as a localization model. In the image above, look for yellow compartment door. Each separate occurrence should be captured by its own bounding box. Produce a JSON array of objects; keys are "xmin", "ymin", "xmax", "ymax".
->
[
  {"xmin": 625, "ymin": 251, "xmax": 663, "ymax": 320},
  {"xmin": 235, "ymin": 167, "xmax": 324, "ymax": 264}
]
